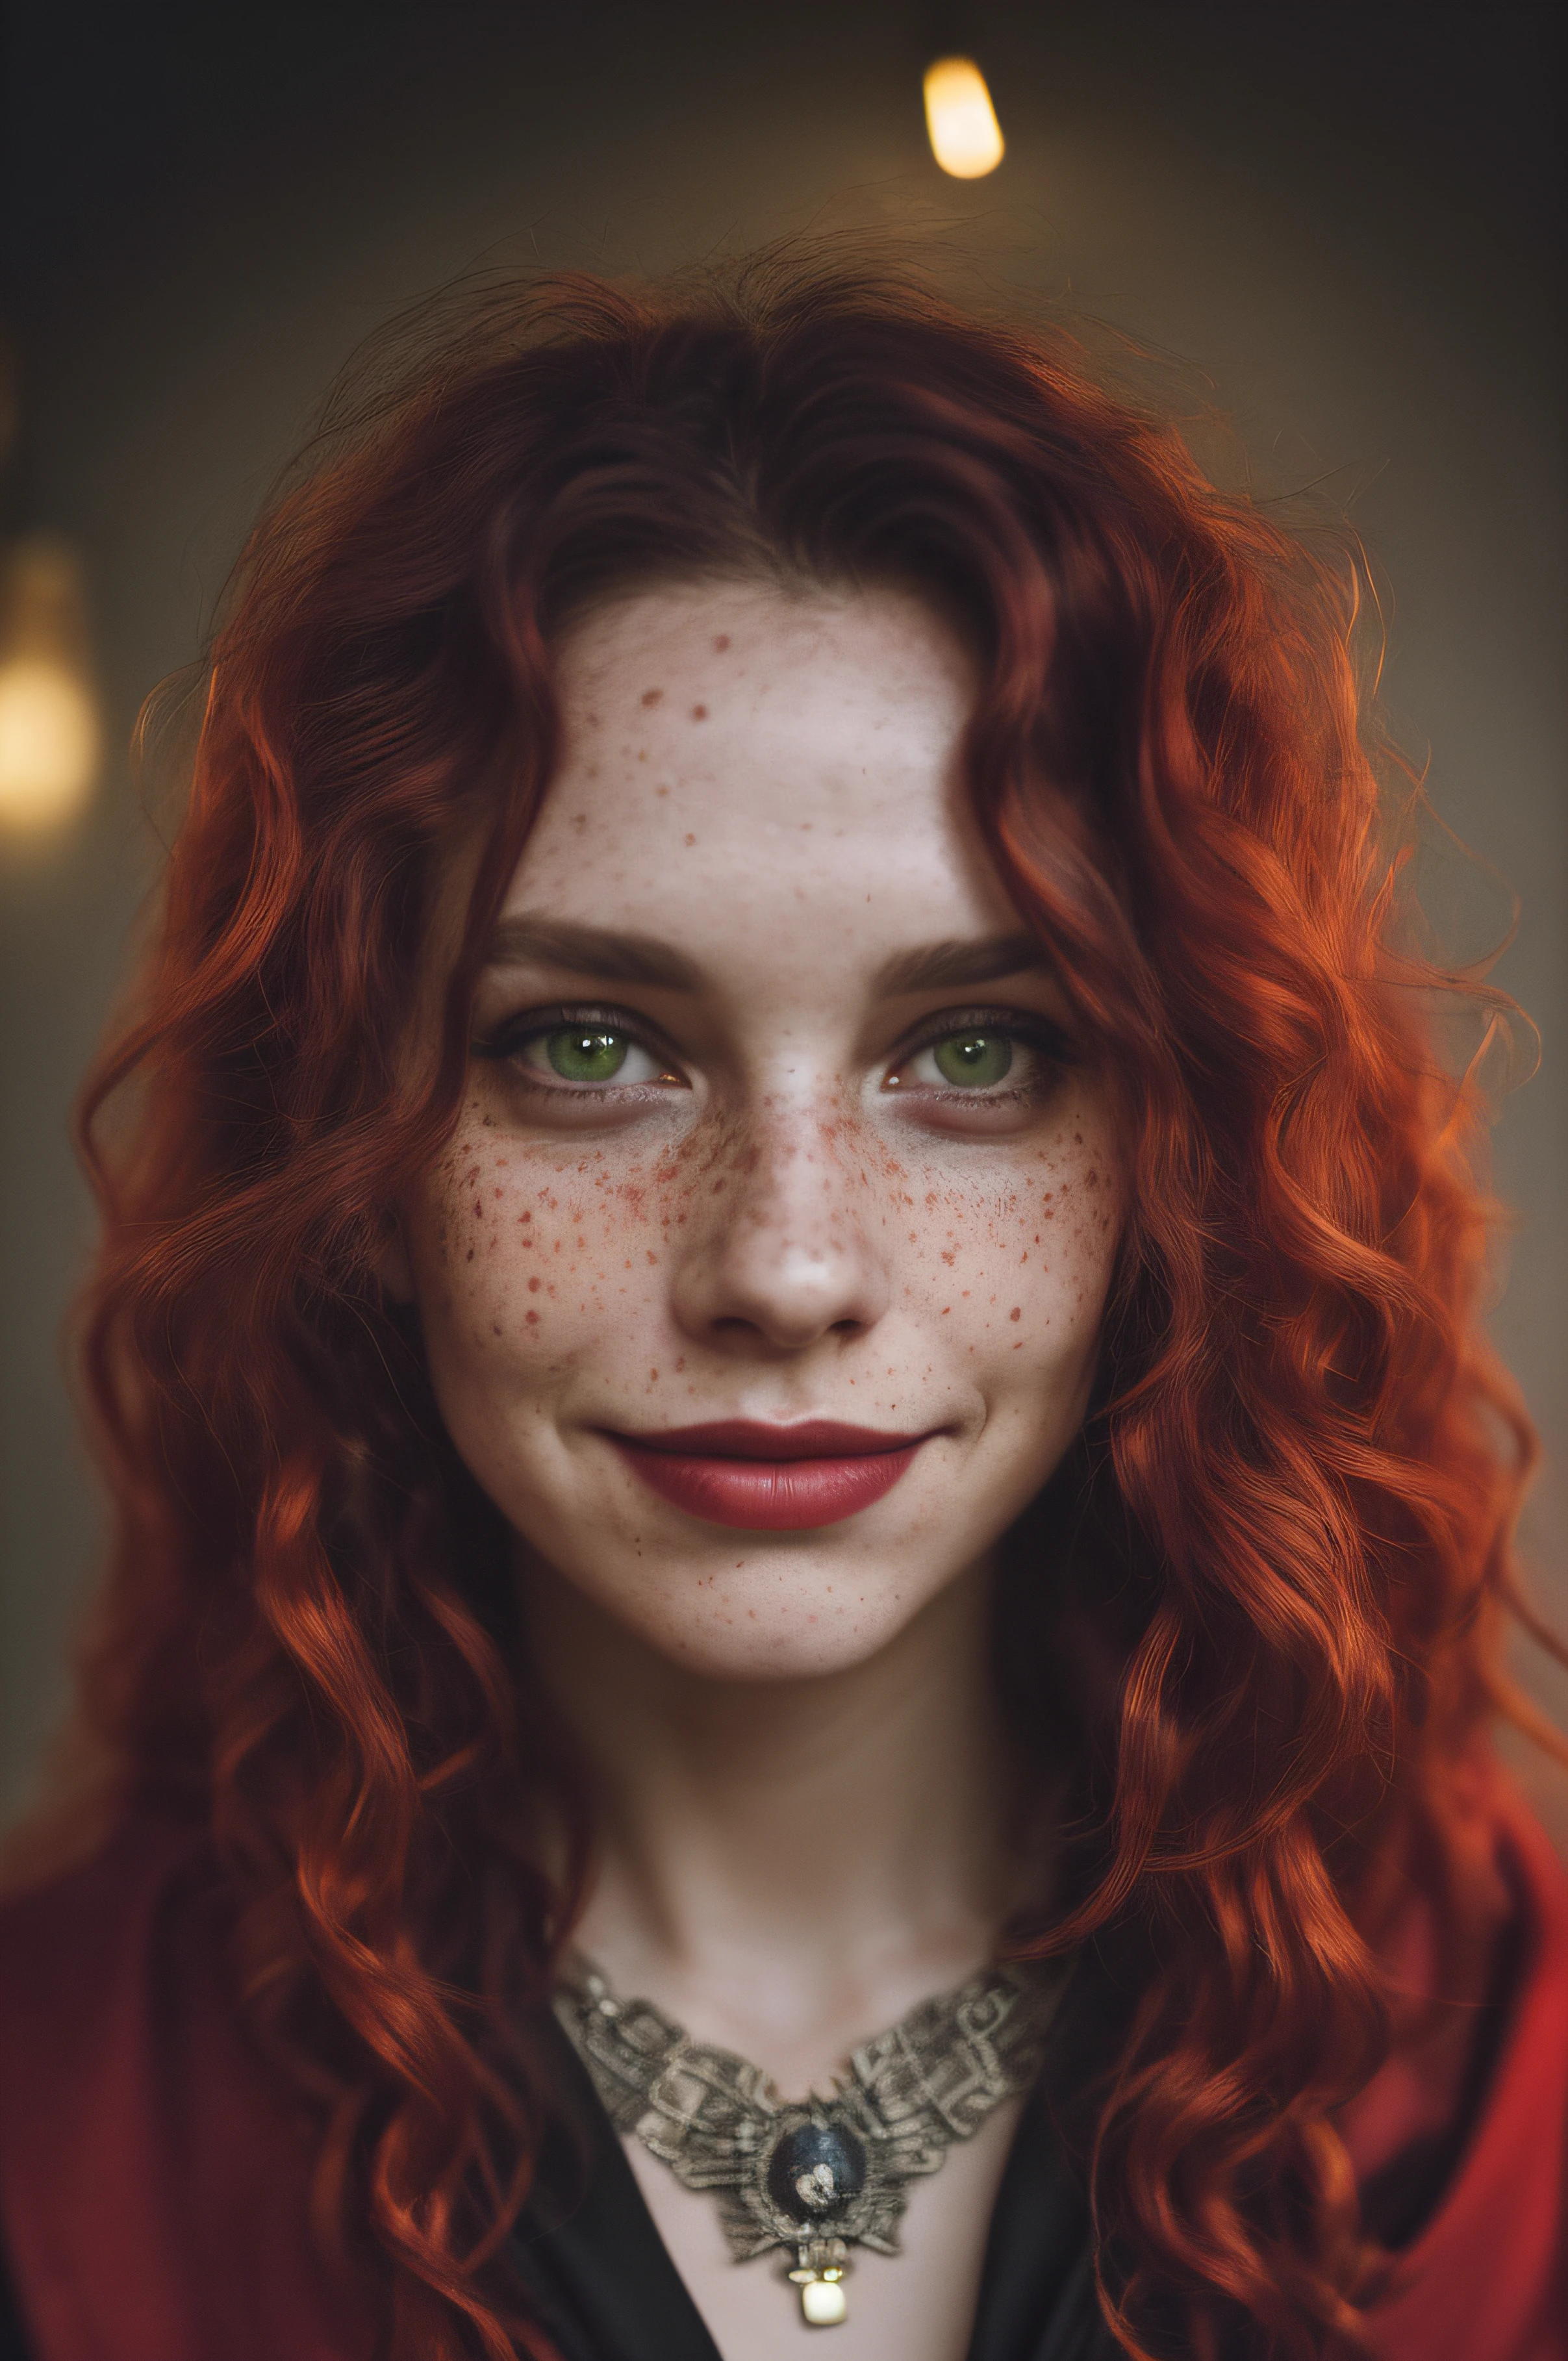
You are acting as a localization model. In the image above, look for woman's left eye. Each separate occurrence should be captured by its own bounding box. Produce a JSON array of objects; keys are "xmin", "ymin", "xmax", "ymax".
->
[
  {"xmin": 889, "ymin": 1026, "xmax": 1054, "ymax": 1096},
  {"xmin": 921, "ymin": 1030, "xmax": 1017, "ymax": 1089}
]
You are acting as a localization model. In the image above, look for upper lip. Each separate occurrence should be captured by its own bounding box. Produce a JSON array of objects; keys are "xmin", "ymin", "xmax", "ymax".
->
[{"xmin": 607, "ymin": 1419, "xmax": 931, "ymax": 1461}]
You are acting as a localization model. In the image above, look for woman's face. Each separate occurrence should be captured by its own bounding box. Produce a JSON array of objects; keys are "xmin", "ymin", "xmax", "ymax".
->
[{"xmin": 401, "ymin": 580, "xmax": 1123, "ymax": 1680}]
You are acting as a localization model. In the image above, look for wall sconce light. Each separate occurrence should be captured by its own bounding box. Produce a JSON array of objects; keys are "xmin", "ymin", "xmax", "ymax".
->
[
  {"xmin": 0, "ymin": 536, "xmax": 101, "ymax": 833},
  {"xmin": 923, "ymin": 55, "xmax": 1005, "ymax": 179}
]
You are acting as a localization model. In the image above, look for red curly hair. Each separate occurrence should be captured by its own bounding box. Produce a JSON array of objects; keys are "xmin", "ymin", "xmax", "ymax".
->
[{"xmin": 52, "ymin": 257, "xmax": 1545, "ymax": 2356}]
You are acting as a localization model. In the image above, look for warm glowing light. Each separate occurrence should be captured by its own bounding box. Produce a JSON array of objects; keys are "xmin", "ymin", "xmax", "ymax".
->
[
  {"xmin": 0, "ymin": 657, "xmax": 100, "ymax": 828},
  {"xmin": 0, "ymin": 537, "xmax": 100, "ymax": 831},
  {"xmin": 923, "ymin": 57, "xmax": 1004, "ymax": 179}
]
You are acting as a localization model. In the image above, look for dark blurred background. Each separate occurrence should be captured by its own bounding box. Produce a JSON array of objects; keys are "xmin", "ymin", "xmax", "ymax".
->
[{"xmin": 2, "ymin": 1, "xmax": 1563, "ymax": 1823}]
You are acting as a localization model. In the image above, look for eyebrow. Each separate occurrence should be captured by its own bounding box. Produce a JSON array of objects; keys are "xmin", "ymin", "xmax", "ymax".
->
[
  {"xmin": 485, "ymin": 917, "xmax": 705, "ymax": 989},
  {"xmin": 871, "ymin": 934, "xmax": 1050, "ymax": 995},
  {"xmin": 485, "ymin": 916, "xmax": 1049, "ymax": 997}
]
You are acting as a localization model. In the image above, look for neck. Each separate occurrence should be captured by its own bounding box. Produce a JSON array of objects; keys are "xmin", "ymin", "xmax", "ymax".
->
[{"xmin": 525, "ymin": 1557, "xmax": 1050, "ymax": 2088}]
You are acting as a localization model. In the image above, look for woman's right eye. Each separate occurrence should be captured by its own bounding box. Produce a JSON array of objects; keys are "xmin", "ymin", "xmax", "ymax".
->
[{"xmin": 507, "ymin": 1022, "xmax": 683, "ymax": 1092}]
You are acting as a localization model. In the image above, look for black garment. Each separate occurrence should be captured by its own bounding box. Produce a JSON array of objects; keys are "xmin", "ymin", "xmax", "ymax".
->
[
  {"xmin": 507, "ymin": 2019, "xmax": 1120, "ymax": 2361},
  {"xmin": 0, "ymin": 2258, "xmax": 27, "ymax": 2361}
]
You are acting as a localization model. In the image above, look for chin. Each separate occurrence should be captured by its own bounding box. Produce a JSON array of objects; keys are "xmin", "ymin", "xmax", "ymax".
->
[
  {"xmin": 653, "ymin": 1610, "xmax": 915, "ymax": 1685},
  {"xmin": 564, "ymin": 1548, "xmax": 948, "ymax": 1686}
]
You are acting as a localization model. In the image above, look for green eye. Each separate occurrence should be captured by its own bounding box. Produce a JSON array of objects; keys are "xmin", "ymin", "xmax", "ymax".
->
[
  {"xmin": 545, "ymin": 1027, "xmax": 629, "ymax": 1082},
  {"xmin": 931, "ymin": 1031, "xmax": 1014, "ymax": 1088}
]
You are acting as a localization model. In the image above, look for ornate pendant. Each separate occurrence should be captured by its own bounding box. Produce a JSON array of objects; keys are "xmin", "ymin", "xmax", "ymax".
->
[{"xmin": 554, "ymin": 1955, "xmax": 1072, "ymax": 2327}]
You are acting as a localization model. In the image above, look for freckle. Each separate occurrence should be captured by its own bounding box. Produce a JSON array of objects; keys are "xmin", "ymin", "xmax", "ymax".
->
[
  {"xmin": 684, "ymin": 832, "xmax": 696, "ymax": 846},
  {"xmin": 713, "ymin": 633, "xmax": 730, "ymax": 651},
  {"xmin": 1009, "ymin": 1306, "xmax": 1022, "ymax": 1321},
  {"xmin": 690, "ymin": 703, "xmax": 707, "ymax": 720},
  {"xmin": 465, "ymin": 1248, "xmax": 474, "ymax": 1261},
  {"xmin": 656, "ymin": 783, "xmax": 668, "ymax": 796},
  {"xmin": 640, "ymin": 687, "xmax": 663, "ymax": 706}
]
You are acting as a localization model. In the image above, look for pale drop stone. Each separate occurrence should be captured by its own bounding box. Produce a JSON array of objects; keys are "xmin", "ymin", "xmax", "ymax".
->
[{"xmin": 800, "ymin": 2279, "xmax": 848, "ymax": 2327}]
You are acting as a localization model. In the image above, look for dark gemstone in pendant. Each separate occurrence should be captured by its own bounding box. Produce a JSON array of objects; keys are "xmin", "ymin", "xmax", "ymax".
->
[{"xmin": 766, "ymin": 2119, "xmax": 867, "ymax": 2225}]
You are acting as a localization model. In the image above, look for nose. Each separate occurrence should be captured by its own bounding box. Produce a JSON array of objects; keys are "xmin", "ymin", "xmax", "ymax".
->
[{"xmin": 670, "ymin": 1097, "xmax": 891, "ymax": 1354}]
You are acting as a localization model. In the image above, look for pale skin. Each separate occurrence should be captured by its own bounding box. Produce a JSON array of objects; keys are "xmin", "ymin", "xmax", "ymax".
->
[{"xmin": 396, "ymin": 580, "xmax": 1125, "ymax": 2359}]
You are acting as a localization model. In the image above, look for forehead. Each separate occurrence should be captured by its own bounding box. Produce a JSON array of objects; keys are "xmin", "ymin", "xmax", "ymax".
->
[{"xmin": 506, "ymin": 580, "xmax": 1017, "ymax": 955}]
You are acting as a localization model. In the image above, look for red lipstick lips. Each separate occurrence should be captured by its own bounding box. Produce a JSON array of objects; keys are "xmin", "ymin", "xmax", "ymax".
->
[{"xmin": 608, "ymin": 1419, "xmax": 929, "ymax": 1530}]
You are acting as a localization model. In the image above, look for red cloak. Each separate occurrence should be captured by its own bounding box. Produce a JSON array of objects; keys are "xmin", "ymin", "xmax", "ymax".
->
[{"xmin": 1, "ymin": 1788, "xmax": 1563, "ymax": 2360}]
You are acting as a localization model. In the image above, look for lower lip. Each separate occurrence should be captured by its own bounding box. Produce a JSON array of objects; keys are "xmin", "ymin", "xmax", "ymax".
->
[{"xmin": 609, "ymin": 1439, "xmax": 925, "ymax": 1530}]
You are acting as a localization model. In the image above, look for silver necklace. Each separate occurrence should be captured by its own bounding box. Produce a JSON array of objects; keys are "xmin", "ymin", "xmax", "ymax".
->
[{"xmin": 553, "ymin": 1954, "xmax": 1071, "ymax": 2328}]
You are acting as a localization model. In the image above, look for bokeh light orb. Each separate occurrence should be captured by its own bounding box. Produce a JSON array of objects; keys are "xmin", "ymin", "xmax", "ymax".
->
[
  {"xmin": 923, "ymin": 58, "xmax": 1005, "ymax": 179},
  {"xmin": 0, "ymin": 655, "xmax": 100, "ymax": 830}
]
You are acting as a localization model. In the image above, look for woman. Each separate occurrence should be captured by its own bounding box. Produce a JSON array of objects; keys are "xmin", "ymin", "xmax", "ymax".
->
[{"xmin": 0, "ymin": 259, "xmax": 1563, "ymax": 2361}]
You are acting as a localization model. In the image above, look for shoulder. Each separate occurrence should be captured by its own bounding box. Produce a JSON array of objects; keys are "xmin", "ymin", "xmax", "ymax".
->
[
  {"xmin": 0, "ymin": 1815, "xmax": 372, "ymax": 2361},
  {"xmin": 0, "ymin": 1809, "xmax": 216, "ymax": 2010},
  {"xmin": 1359, "ymin": 1786, "xmax": 1568, "ymax": 2361},
  {"xmin": 0, "ymin": 1813, "xmax": 229, "ymax": 2211}
]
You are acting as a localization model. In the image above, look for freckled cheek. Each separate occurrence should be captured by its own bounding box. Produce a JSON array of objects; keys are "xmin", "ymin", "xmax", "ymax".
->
[
  {"xmin": 887, "ymin": 1153, "xmax": 1120, "ymax": 1361},
  {"xmin": 419, "ymin": 1154, "xmax": 668, "ymax": 1361}
]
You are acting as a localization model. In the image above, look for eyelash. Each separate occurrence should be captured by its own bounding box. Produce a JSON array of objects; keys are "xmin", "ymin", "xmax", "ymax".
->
[{"xmin": 471, "ymin": 1004, "xmax": 1078, "ymax": 1099}]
